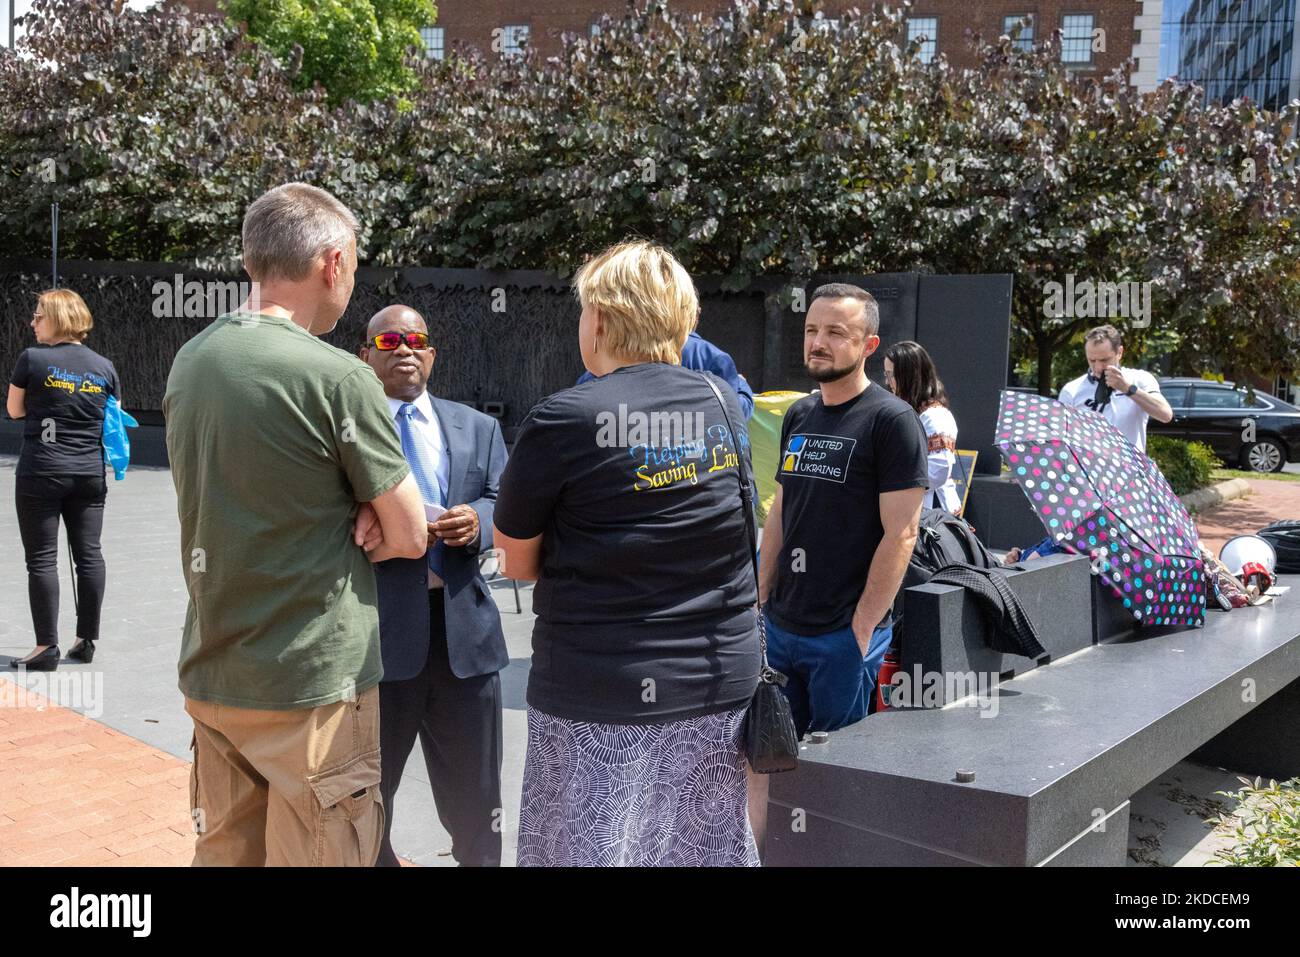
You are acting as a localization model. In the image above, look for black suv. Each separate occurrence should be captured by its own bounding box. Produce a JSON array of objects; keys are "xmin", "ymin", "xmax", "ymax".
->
[{"xmin": 1149, "ymin": 378, "xmax": 1300, "ymax": 472}]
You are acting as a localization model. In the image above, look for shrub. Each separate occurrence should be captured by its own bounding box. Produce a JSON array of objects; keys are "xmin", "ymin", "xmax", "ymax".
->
[
  {"xmin": 4, "ymin": 0, "xmax": 1300, "ymax": 387},
  {"xmin": 1146, "ymin": 435, "xmax": 1221, "ymax": 495},
  {"xmin": 1211, "ymin": 776, "xmax": 1300, "ymax": 867}
]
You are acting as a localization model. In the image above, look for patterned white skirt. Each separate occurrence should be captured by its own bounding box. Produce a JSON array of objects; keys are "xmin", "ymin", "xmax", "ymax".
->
[{"xmin": 517, "ymin": 706, "xmax": 760, "ymax": 867}]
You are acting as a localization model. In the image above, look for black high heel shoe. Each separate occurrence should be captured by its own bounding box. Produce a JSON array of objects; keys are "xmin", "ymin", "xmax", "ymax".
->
[
  {"xmin": 67, "ymin": 639, "xmax": 95, "ymax": 664},
  {"xmin": 9, "ymin": 646, "xmax": 59, "ymax": 671}
]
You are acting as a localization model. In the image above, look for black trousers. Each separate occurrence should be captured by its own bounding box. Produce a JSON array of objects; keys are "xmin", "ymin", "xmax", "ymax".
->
[
  {"xmin": 14, "ymin": 473, "xmax": 108, "ymax": 646},
  {"xmin": 377, "ymin": 588, "xmax": 504, "ymax": 867}
]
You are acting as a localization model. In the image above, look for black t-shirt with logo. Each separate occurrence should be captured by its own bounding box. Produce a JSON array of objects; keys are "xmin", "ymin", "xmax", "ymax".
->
[
  {"xmin": 494, "ymin": 362, "xmax": 760, "ymax": 725},
  {"xmin": 769, "ymin": 383, "xmax": 929, "ymax": 636},
  {"xmin": 9, "ymin": 343, "xmax": 120, "ymax": 477}
]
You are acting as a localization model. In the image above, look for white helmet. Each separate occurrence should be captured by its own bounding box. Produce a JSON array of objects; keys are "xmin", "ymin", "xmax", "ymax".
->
[{"xmin": 1219, "ymin": 535, "xmax": 1278, "ymax": 595}]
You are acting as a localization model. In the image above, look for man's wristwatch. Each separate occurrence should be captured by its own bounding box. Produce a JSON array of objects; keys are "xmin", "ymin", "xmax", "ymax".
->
[{"xmin": 1125, "ymin": 384, "xmax": 1139, "ymax": 397}]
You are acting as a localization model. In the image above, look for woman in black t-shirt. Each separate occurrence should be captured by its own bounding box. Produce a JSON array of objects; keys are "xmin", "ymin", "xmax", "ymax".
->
[
  {"xmin": 6, "ymin": 290, "xmax": 120, "ymax": 671},
  {"xmin": 494, "ymin": 240, "xmax": 760, "ymax": 867}
]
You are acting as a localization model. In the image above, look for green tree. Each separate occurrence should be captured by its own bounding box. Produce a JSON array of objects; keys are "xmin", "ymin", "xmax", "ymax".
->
[
  {"xmin": 3, "ymin": 0, "xmax": 1298, "ymax": 390},
  {"xmin": 221, "ymin": 0, "xmax": 437, "ymax": 105}
]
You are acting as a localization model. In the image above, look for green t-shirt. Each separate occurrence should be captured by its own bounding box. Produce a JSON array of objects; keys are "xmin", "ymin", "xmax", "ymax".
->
[{"xmin": 162, "ymin": 312, "xmax": 410, "ymax": 709}]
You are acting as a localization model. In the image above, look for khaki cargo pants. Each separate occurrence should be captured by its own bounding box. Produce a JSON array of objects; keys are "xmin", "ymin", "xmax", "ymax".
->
[{"xmin": 184, "ymin": 686, "xmax": 385, "ymax": 867}]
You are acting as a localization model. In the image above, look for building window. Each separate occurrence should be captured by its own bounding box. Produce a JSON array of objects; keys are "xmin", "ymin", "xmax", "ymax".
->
[
  {"xmin": 499, "ymin": 24, "xmax": 529, "ymax": 58},
  {"xmin": 419, "ymin": 25, "xmax": 444, "ymax": 60},
  {"xmin": 907, "ymin": 17, "xmax": 938, "ymax": 63},
  {"xmin": 1060, "ymin": 14, "xmax": 1095, "ymax": 64},
  {"xmin": 1003, "ymin": 14, "xmax": 1034, "ymax": 50}
]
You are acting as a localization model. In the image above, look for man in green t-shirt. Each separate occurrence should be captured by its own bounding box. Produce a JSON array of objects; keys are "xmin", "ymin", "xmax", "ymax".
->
[{"xmin": 163, "ymin": 183, "xmax": 427, "ymax": 867}]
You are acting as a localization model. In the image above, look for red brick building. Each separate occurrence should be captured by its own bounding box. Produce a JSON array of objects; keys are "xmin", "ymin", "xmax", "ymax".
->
[{"xmin": 175, "ymin": 1, "xmax": 1162, "ymax": 90}]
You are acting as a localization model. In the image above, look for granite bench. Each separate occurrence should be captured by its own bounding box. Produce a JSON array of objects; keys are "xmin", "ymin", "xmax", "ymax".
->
[{"xmin": 765, "ymin": 570, "xmax": 1300, "ymax": 866}]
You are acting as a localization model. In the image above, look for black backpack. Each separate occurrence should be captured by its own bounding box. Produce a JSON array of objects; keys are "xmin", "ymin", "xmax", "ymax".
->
[
  {"xmin": 892, "ymin": 508, "xmax": 1000, "ymax": 639},
  {"xmin": 1259, "ymin": 521, "xmax": 1300, "ymax": 574}
]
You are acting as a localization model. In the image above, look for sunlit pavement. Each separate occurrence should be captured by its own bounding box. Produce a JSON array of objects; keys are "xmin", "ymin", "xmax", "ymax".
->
[
  {"xmin": 1, "ymin": 454, "xmax": 1295, "ymax": 867},
  {"xmin": 0, "ymin": 455, "xmax": 536, "ymax": 867}
]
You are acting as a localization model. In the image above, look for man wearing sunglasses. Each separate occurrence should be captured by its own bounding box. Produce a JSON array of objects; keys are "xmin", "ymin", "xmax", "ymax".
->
[{"xmin": 358, "ymin": 304, "xmax": 509, "ymax": 867}]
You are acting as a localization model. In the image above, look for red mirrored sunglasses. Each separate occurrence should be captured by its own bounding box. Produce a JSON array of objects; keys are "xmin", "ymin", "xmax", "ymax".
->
[{"xmin": 369, "ymin": 332, "xmax": 430, "ymax": 351}]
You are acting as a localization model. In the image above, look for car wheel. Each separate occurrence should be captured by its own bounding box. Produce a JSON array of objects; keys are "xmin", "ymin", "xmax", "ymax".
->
[{"xmin": 1242, "ymin": 439, "xmax": 1285, "ymax": 473}]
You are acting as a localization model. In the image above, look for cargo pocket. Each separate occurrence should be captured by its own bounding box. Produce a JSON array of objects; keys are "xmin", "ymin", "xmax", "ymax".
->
[{"xmin": 306, "ymin": 748, "xmax": 385, "ymax": 867}]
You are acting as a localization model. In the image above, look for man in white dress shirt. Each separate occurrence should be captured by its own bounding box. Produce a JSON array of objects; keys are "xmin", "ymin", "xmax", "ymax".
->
[{"xmin": 1057, "ymin": 324, "xmax": 1173, "ymax": 452}]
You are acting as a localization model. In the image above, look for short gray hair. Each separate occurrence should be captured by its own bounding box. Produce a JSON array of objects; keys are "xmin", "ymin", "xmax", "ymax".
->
[
  {"xmin": 241, "ymin": 183, "xmax": 359, "ymax": 282},
  {"xmin": 812, "ymin": 282, "xmax": 880, "ymax": 336}
]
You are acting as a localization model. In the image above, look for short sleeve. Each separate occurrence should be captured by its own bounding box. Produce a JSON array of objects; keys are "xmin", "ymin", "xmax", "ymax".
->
[
  {"xmin": 329, "ymin": 367, "xmax": 410, "ymax": 502},
  {"xmin": 876, "ymin": 408, "xmax": 930, "ymax": 494},
  {"xmin": 1058, "ymin": 377, "xmax": 1088, "ymax": 407},
  {"xmin": 494, "ymin": 398, "xmax": 568, "ymax": 539},
  {"xmin": 9, "ymin": 350, "xmax": 29, "ymax": 388},
  {"xmin": 920, "ymin": 406, "xmax": 957, "ymax": 440},
  {"xmin": 1137, "ymin": 370, "xmax": 1160, "ymax": 393}
]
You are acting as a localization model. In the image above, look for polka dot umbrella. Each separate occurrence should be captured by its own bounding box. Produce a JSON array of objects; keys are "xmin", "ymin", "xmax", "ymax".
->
[{"xmin": 996, "ymin": 390, "xmax": 1205, "ymax": 628}]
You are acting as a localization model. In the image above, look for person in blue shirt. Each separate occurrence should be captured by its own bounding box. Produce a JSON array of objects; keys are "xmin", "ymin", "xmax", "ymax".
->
[{"xmin": 576, "ymin": 329, "xmax": 754, "ymax": 419}]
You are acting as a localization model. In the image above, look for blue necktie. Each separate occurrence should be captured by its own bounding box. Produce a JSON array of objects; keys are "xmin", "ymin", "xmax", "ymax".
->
[{"xmin": 397, "ymin": 403, "xmax": 445, "ymax": 577}]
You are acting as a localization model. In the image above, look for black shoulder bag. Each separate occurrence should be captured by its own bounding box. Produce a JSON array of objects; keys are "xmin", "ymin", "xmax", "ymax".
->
[{"xmin": 700, "ymin": 374, "xmax": 800, "ymax": 773}]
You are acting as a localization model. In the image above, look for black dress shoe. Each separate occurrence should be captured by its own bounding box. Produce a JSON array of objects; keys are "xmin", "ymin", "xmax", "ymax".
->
[
  {"xmin": 67, "ymin": 639, "xmax": 96, "ymax": 664},
  {"xmin": 9, "ymin": 646, "xmax": 59, "ymax": 671}
]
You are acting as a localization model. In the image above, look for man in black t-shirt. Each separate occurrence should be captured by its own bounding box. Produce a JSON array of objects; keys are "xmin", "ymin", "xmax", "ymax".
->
[
  {"xmin": 759, "ymin": 283, "xmax": 928, "ymax": 728},
  {"xmin": 749, "ymin": 283, "xmax": 927, "ymax": 847}
]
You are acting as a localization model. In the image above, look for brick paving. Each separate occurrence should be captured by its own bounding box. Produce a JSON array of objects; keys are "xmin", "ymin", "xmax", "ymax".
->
[
  {"xmin": 0, "ymin": 456, "xmax": 534, "ymax": 868},
  {"xmin": 1195, "ymin": 478, "xmax": 1300, "ymax": 554},
  {"xmin": 0, "ymin": 679, "xmax": 194, "ymax": 867}
]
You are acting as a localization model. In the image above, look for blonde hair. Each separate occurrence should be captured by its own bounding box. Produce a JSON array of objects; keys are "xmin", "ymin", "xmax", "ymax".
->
[
  {"xmin": 572, "ymin": 240, "xmax": 697, "ymax": 365},
  {"xmin": 37, "ymin": 289, "xmax": 93, "ymax": 342}
]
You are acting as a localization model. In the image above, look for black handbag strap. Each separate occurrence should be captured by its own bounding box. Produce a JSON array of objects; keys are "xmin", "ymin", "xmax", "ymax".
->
[
  {"xmin": 699, "ymin": 374, "xmax": 759, "ymax": 584},
  {"xmin": 699, "ymin": 374, "xmax": 780, "ymax": 680}
]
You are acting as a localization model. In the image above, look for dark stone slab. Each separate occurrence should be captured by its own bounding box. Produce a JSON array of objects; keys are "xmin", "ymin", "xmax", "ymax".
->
[
  {"xmin": 768, "ymin": 583, "xmax": 1300, "ymax": 866},
  {"xmin": 1, "ymin": 419, "xmax": 170, "ymax": 468},
  {"xmin": 964, "ymin": 473, "xmax": 1045, "ymax": 551},
  {"xmin": 1092, "ymin": 572, "xmax": 1138, "ymax": 644},
  {"xmin": 915, "ymin": 274, "xmax": 1014, "ymax": 476},
  {"xmin": 1039, "ymin": 800, "xmax": 1131, "ymax": 866},
  {"xmin": 897, "ymin": 553, "xmax": 1093, "ymax": 705},
  {"xmin": 1191, "ymin": 675, "xmax": 1300, "ymax": 781}
]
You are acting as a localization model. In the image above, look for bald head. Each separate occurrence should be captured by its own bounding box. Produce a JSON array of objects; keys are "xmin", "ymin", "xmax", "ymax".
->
[
  {"xmin": 361, "ymin": 304, "xmax": 435, "ymax": 401},
  {"xmin": 367, "ymin": 304, "xmax": 427, "ymax": 339}
]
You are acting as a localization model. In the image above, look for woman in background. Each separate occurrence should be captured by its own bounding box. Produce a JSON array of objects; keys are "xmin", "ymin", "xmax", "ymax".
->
[
  {"xmin": 884, "ymin": 340, "xmax": 961, "ymax": 515},
  {"xmin": 6, "ymin": 289, "xmax": 120, "ymax": 670}
]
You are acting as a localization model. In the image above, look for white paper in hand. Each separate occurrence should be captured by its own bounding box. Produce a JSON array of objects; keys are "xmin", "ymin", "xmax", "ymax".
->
[{"xmin": 425, "ymin": 502, "xmax": 447, "ymax": 523}]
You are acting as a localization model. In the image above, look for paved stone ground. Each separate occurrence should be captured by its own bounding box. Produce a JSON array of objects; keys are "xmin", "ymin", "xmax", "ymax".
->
[
  {"xmin": 0, "ymin": 455, "xmax": 537, "ymax": 867},
  {"xmin": 1, "ymin": 455, "xmax": 1295, "ymax": 867},
  {"xmin": 1194, "ymin": 475, "xmax": 1300, "ymax": 554}
]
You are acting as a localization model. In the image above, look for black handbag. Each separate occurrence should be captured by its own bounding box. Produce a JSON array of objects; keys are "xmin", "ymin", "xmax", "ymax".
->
[{"xmin": 700, "ymin": 375, "xmax": 800, "ymax": 774}]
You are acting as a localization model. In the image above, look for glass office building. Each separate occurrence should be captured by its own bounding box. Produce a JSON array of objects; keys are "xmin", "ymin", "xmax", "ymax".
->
[{"xmin": 1162, "ymin": 0, "xmax": 1300, "ymax": 109}]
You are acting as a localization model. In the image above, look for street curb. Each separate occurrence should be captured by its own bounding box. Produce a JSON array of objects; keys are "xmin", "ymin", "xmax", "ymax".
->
[{"xmin": 1181, "ymin": 478, "xmax": 1252, "ymax": 514}]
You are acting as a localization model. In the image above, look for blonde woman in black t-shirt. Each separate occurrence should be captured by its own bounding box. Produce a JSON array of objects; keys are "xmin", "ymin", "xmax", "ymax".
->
[
  {"xmin": 494, "ymin": 240, "xmax": 761, "ymax": 867},
  {"xmin": 6, "ymin": 290, "xmax": 120, "ymax": 671}
]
